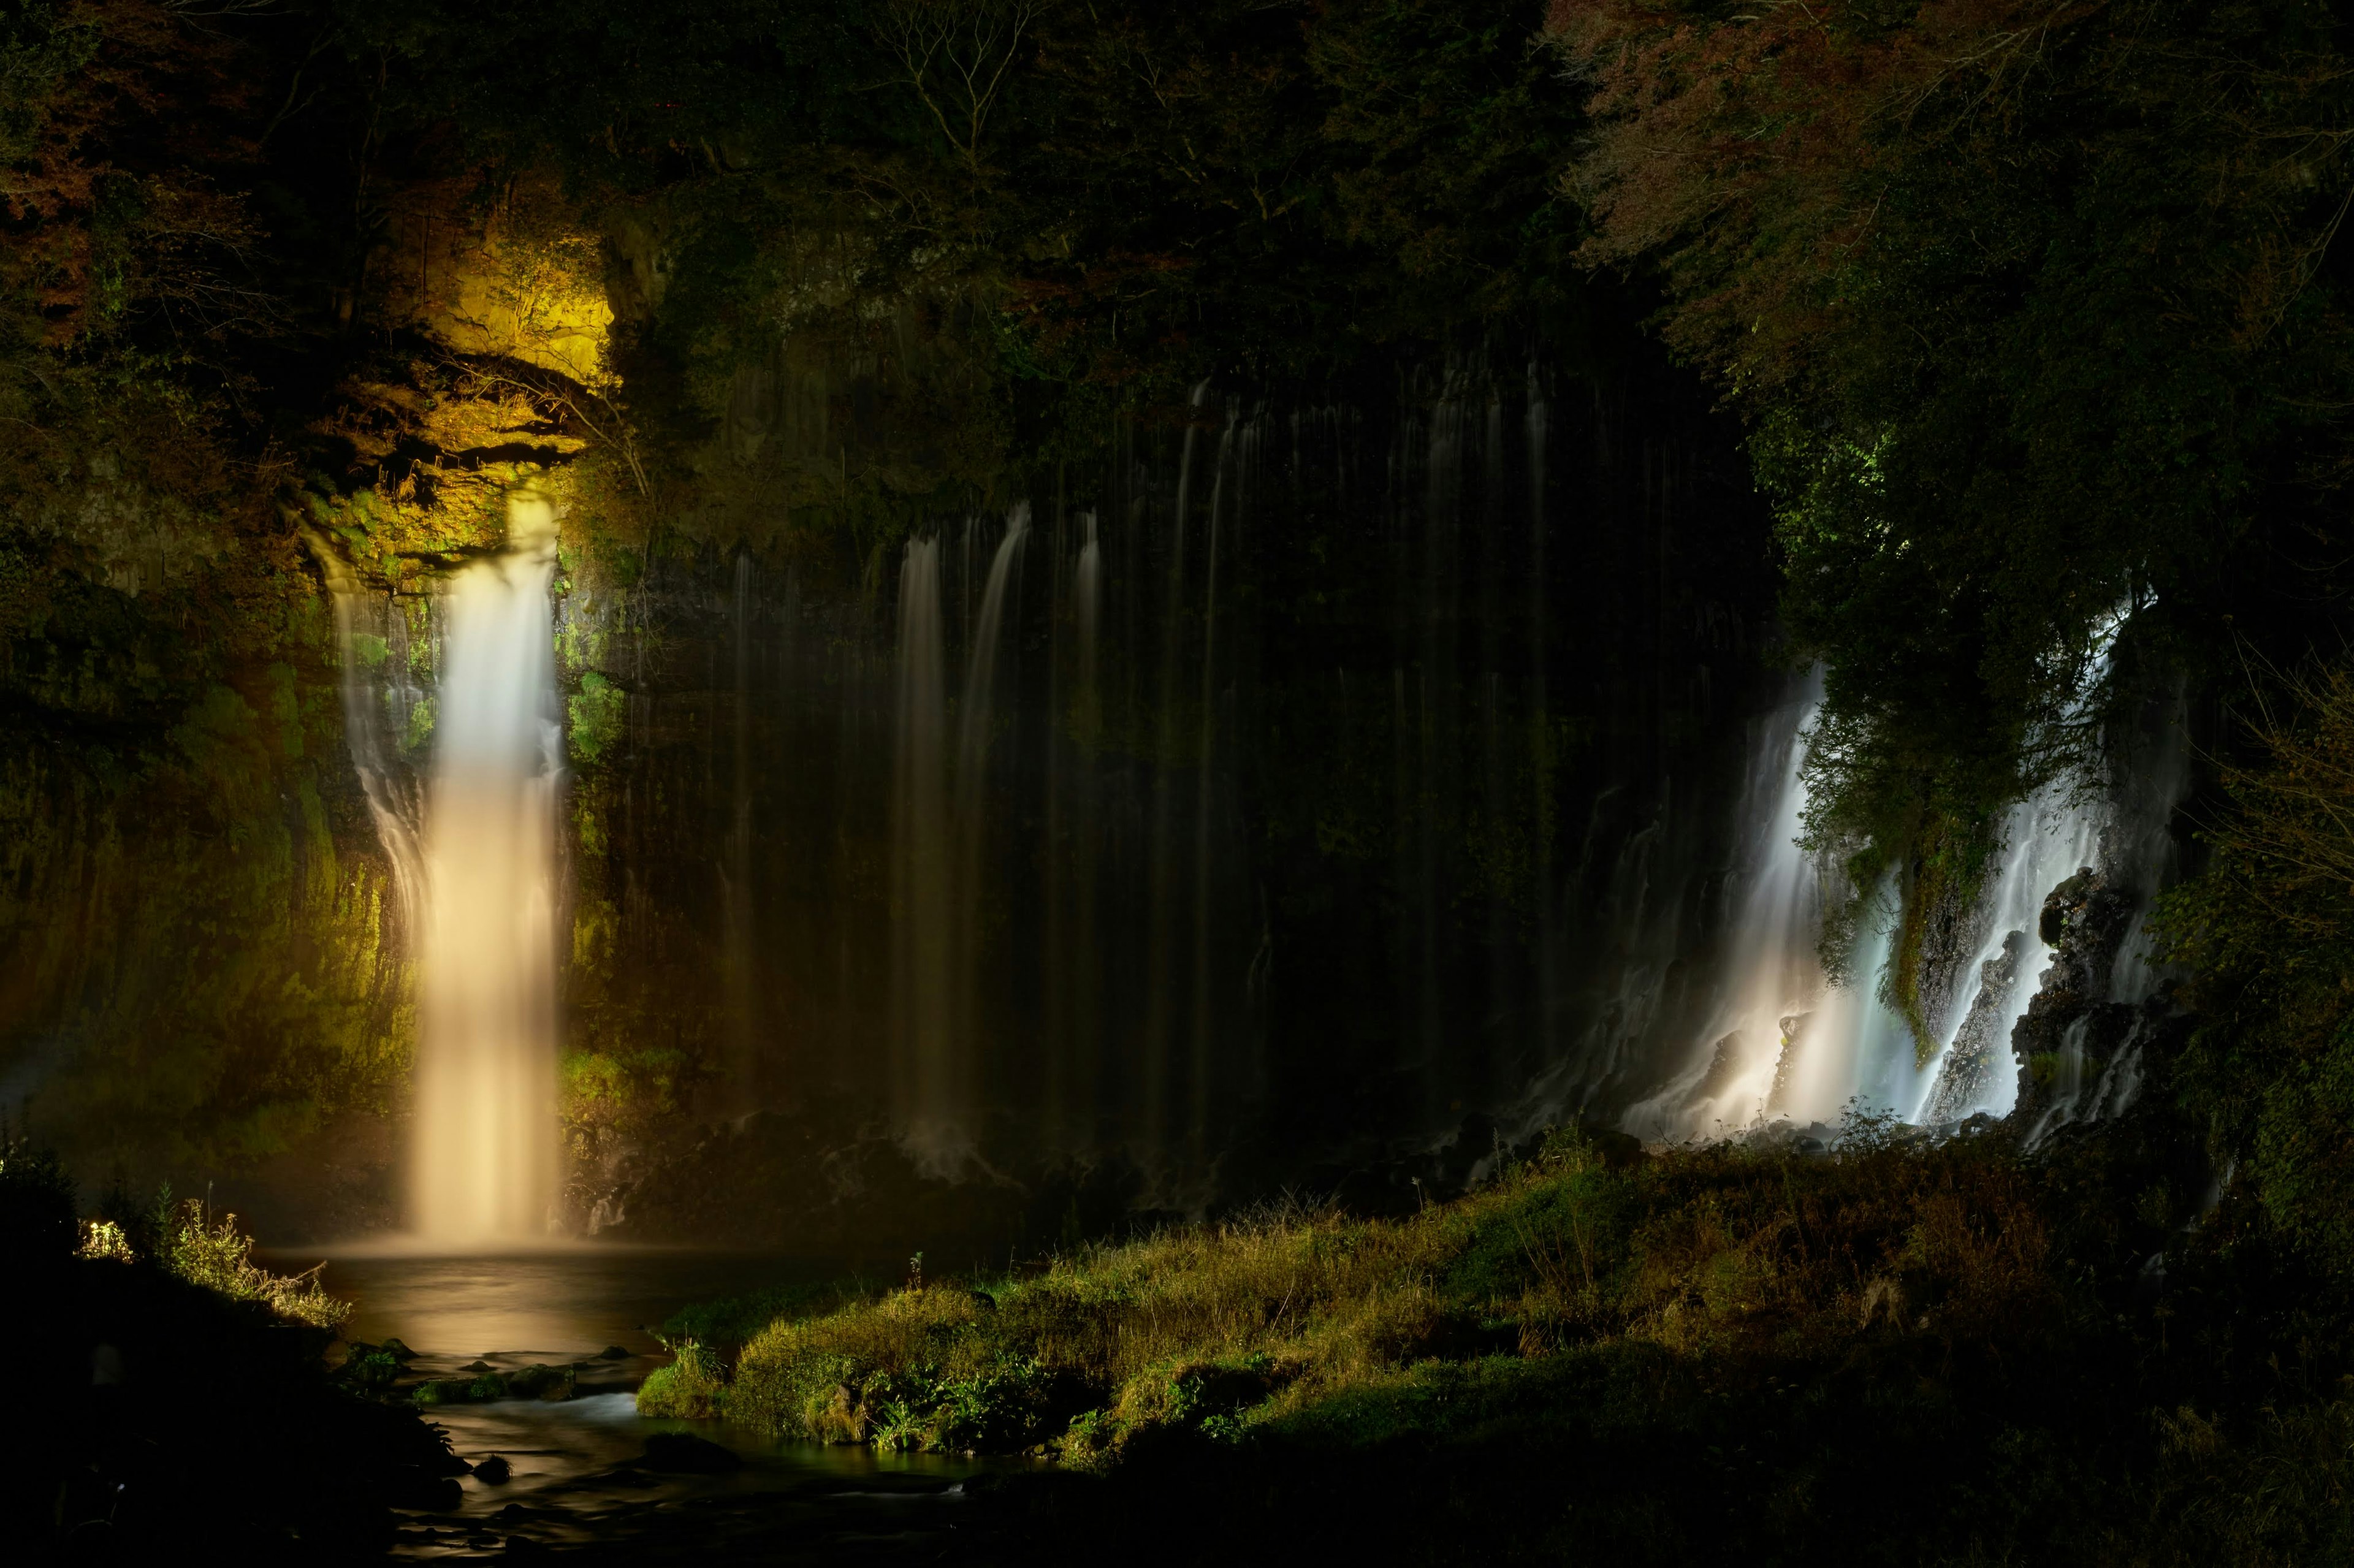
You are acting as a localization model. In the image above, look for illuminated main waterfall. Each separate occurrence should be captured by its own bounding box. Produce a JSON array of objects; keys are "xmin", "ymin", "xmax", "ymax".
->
[{"xmin": 411, "ymin": 490, "xmax": 563, "ymax": 1244}]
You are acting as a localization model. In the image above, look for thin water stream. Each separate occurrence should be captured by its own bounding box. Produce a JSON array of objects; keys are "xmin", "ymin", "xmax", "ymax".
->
[{"xmin": 284, "ymin": 1250, "xmax": 1007, "ymax": 1561}]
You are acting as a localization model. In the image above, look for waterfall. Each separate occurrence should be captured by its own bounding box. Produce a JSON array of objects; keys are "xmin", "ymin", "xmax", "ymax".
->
[
  {"xmin": 1068, "ymin": 512, "xmax": 1103, "ymax": 1146},
  {"xmin": 891, "ymin": 536, "xmax": 954, "ymax": 1159},
  {"xmin": 1628, "ymin": 596, "xmax": 2181, "ymax": 1144},
  {"xmin": 411, "ymin": 490, "xmax": 563, "ymax": 1245},
  {"xmin": 953, "ymin": 506, "xmax": 1031, "ymax": 1139},
  {"xmin": 1075, "ymin": 513, "xmax": 1102, "ymax": 734},
  {"xmin": 310, "ymin": 532, "xmax": 425, "ymax": 938},
  {"xmin": 722, "ymin": 549, "xmax": 757, "ymax": 1108},
  {"xmin": 956, "ymin": 505, "xmax": 1030, "ymax": 813},
  {"xmin": 1190, "ymin": 413, "xmax": 1236, "ymax": 1150},
  {"xmin": 1919, "ymin": 600, "xmax": 2152, "ymax": 1126},
  {"xmin": 1628, "ymin": 673, "xmax": 1823, "ymax": 1138},
  {"xmin": 1525, "ymin": 363, "xmax": 1556, "ymax": 1063},
  {"xmin": 1145, "ymin": 382, "xmax": 1211, "ymax": 1152},
  {"xmin": 890, "ymin": 507, "xmax": 1029, "ymax": 1168},
  {"xmin": 1913, "ymin": 779, "xmax": 2106, "ymax": 1123}
]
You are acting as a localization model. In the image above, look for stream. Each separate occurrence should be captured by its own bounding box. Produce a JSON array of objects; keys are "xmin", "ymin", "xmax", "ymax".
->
[{"xmin": 283, "ymin": 1248, "xmax": 1010, "ymax": 1561}]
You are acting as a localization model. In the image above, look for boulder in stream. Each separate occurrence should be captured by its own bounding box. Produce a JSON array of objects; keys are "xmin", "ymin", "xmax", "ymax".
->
[{"xmin": 639, "ymin": 1432, "xmax": 742, "ymax": 1473}]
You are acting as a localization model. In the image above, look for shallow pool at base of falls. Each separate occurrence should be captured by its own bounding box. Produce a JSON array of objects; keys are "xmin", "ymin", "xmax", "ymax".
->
[{"xmin": 268, "ymin": 1247, "xmax": 1018, "ymax": 1561}]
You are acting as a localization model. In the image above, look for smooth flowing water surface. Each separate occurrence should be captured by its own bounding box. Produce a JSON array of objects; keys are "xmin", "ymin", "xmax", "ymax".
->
[{"xmin": 288, "ymin": 1249, "xmax": 1007, "ymax": 1561}]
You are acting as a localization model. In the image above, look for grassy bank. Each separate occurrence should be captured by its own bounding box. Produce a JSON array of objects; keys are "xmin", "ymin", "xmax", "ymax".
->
[{"xmin": 645, "ymin": 1121, "xmax": 2352, "ymax": 1564}]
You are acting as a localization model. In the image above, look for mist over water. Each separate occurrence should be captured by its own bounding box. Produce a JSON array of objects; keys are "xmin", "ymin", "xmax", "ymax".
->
[{"xmin": 411, "ymin": 493, "xmax": 563, "ymax": 1244}]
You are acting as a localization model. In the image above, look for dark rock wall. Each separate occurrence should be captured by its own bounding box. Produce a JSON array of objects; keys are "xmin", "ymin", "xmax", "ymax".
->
[{"xmin": 573, "ymin": 341, "xmax": 1777, "ymax": 1238}]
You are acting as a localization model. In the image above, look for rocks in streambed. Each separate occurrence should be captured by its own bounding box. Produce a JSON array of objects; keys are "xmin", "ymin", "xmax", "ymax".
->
[
  {"xmin": 640, "ymin": 1432, "xmax": 743, "ymax": 1473},
  {"xmin": 411, "ymin": 1363, "xmax": 578, "ymax": 1406},
  {"xmin": 337, "ymin": 1344, "xmax": 403, "ymax": 1390},
  {"xmin": 473, "ymin": 1455, "xmax": 512, "ymax": 1483},
  {"xmin": 598, "ymin": 1344, "xmax": 631, "ymax": 1360}
]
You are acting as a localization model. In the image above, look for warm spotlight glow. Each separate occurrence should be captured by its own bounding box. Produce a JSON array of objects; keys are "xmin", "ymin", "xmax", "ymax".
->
[{"xmin": 411, "ymin": 490, "xmax": 563, "ymax": 1243}]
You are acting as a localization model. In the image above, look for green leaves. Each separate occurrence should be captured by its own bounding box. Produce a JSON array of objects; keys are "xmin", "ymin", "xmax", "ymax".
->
[{"xmin": 1561, "ymin": 0, "xmax": 2354, "ymax": 970}]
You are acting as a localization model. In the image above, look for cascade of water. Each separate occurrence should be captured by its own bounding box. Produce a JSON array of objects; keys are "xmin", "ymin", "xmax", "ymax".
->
[
  {"xmin": 411, "ymin": 490, "xmax": 563, "ymax": 1245},
  {"xmin": 722, "ymin": 549, "xmax": 757, "ymax": 1108},
  {"xmin": 1414, "ymin": 378, "xmax": 1466, "ymax": 1075},
  {"xmin": 1777, "ymin": 872, "xmax": 1919, "ymax": 1125},
  {"xmin": 891, "ymin": 537, "xmax": 954, "ymax": 1158},
  {"xmin": 953, "ymin": 505, "xmax": 1031, "ymax": 1144},
  {"xmin": 1625, "ymin": 596, "xmax": 2180, "ymax": 1145},
  {"xmin": 1076, "ymin": 514, "xmax": 1102, "ymax": 732},
  {"xmin": 1525, "ymin": 363, "xmax": 1557, "ymax": 1065},
  {"xmin": 888, "ymin": 508, "xmax": 1031, "ymax": 1168},
  {"xmin": 1918, "ymin": 601, "xmax": 2150, "ymax": 1125},
  {"xmin": 311, "ymin": 535, "xmax": 426, "ymax": 939},
  {"xmin": 1145, "ymin": 382, "xmax": 1211, "ymax": 1154},
  {"xmin": 1189, "ymin": 410, "xmax": 1238, "ymax": 1151},
  {"xmin": 1913, "ymin": 780, "xmax": 2107, "ymax": 1124},
  {"xmin": 1070, "ymin": 512, "xmax": 1103, "ymax": 1146},
  {"xmin": 1626, "ymin": 672, "xmax": 1823, "ymax": 1138},
  {"xmin": 1043, "ymin": 500, "xmax": 1069, "ymax": 1142},
  {"xmin": 1479, "ymin": 392, "xmax": 1510, "ymax": 1095},
  {"xmin": 956, "ymin": 506, "xmax": 1031, "ymax": 814}
]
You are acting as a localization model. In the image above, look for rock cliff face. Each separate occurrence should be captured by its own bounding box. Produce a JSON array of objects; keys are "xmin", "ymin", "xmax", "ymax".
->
[
  {"xmin": 559, "ymin": 344, "xmax": 1782, "ymax": 1233},
  {"xmin": 2008, "ymin": 868, "xmax": 2176, "ymax": 1141}
]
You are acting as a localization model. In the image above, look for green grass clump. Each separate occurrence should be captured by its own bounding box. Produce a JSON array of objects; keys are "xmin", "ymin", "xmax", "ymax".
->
[
  {"xmin": 696, "ymin": 1128, "xmax": 2060, "ymax": 1464},
  {"xmin": 649, "ymin": 1122, "xmax": 2354, "ymax": 1561},
  {"xmin": 638, "ymin": 1340, "xmax": 728, "ymax": 1418}
]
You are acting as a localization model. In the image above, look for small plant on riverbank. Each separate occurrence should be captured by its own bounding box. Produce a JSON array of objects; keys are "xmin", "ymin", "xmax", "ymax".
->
[
  {"xmin": 638, "ymin": 1339, "xmax": 726, "ymax": 1418},
  {"xmin": 157, "ymin": 1198, "xmax": 351, "ymax": 1330}
]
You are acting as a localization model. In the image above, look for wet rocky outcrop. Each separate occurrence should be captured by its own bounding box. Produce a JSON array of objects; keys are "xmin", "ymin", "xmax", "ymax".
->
[
  {"xmin": 1766, "ymin": 1011, "xmax": 1813, "ymax": 1114},
  {"xmin": 2008, "ymin": 869, "xmax": 2152, "ymax": 1133},
  {"xmin": 1919, "ymin": 932, "xmax": 2029, "ymax": 1125}
]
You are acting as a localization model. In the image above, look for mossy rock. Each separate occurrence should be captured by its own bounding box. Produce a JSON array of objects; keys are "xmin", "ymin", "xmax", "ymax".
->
[{"xmin": 509, "ymin": 1363, "xmax": 577, "ymax": 1401}]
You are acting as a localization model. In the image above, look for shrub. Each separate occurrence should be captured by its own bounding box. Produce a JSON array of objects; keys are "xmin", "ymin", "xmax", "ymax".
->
[
  {"xmin": 0, "ymin": 1133, "xmax": 77, "ymax": 1262},
  {"xmin": 158, "ymin": 1200, "xmax": 351, "ymax": 1330},
  {"xmin": 2158, "ymin": 662, "xmax": 2354, "ymax": 1279},
  {"xmin": 637, "ymin": 1341, "xmax": 726, "ymax": 1418}
]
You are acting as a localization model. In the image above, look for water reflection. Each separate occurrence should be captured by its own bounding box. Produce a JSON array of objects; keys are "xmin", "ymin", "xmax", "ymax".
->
[
  {"xmin": 297, "ymin": 1247, "xmax": 831, "ymax": 1357},
  {"xmin": 266, "ymin": 1247, "xmax": 1008, "ymax": 1559}
]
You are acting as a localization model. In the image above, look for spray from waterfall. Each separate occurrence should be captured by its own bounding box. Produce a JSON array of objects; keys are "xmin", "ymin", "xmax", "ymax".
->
[
  {"xmin": 1629, "ymin": 672, "xmax": 1825, "ymax": 1136},
  {"xmin": 411, "ymin": 490, "xmax": 563, "ymax": 1245}
]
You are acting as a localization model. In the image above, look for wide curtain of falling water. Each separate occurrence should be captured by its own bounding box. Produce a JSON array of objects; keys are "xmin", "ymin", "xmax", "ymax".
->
[
  {"xmin": 411, "ymin": 492, "xmax": 563, "ymax": 1244},
  {"xmin": 890, "ymin": 509, "xmax": 1032, "ymax": 1171}
]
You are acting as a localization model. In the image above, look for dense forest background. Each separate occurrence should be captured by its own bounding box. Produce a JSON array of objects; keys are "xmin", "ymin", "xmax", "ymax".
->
[{"xmin": 2, "ymin": 0, "xmax": 2353, "ymax": 1281}]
